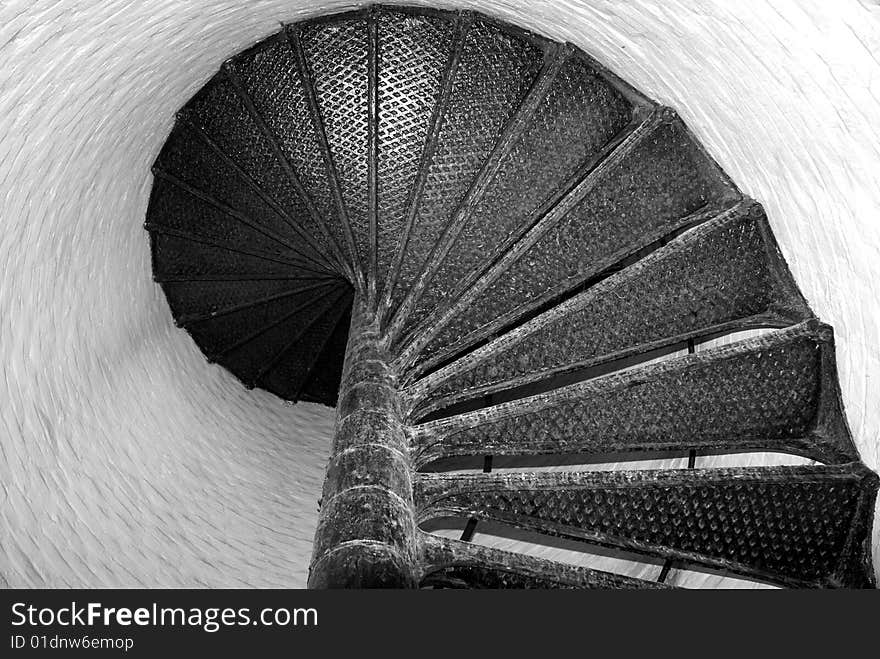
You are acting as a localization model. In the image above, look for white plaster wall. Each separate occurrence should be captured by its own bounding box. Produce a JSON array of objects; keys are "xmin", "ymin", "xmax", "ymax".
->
[{"xmin": 1, "ymin": 0, "xmax": 878, "ymax": 587}]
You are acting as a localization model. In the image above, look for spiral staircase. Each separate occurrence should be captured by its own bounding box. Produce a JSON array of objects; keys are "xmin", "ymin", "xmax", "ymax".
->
[{"xmin": 146, "ymin": 5, "xmax": 878, "ymax": 588}]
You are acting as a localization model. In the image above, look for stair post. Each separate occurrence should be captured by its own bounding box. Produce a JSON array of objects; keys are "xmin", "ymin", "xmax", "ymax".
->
[{"xmin": 307, "ymin": 297, "xmax": 419, "ymax": 588}]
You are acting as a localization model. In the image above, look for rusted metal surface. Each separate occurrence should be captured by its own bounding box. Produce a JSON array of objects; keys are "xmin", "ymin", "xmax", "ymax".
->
[
  {"xmin": 405, "ymin": 200, "xmax": 813, "ymax": 416},
  {"xmin": 420, "ymin": 534, "xmax": 670, "ymax": 589},
  {"xmin": 146, "ymin": 4, "xmax": 879, "ymax": 588},
  {"xmin": 415, "ymin": 464, "xmax": 879, "ymax": 588},
  {"xmin": 398, "ymin": 109, "xmax": 743, "ymax": 373},
  {"xmin": 308, "ymin": 301, "xmax": 419, "ymax": 588},
  {"xmin": 410, "ymin": 321, "xmax": 859, "ymax": 468},
  {"xmin": 375, "ymin": 8, "xmax": 456, "ymax": 298},
  {"xmin": 382, "ymin": 14, "xmax": 547, "ymax": 323},
  {"xmin": 400, "ymin": 46, "xmax": 640, "ymax": 341}
]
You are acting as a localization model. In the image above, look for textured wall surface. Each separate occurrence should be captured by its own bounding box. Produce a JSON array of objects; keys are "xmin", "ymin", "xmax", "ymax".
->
[{"xmin": 2, "ymin": 0, "xmax": 878, "ymax": 587}]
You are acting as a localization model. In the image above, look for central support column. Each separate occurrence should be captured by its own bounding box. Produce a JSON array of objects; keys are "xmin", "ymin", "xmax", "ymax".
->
[{"xmin": 308, "ymin": 298, "xmax": 419, "ymax": 588}]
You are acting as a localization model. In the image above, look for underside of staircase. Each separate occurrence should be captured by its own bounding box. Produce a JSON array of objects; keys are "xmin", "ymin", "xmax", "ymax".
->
[{"xmin": 146, "ymin": 5, "xmax": 878, "ymax": 588}]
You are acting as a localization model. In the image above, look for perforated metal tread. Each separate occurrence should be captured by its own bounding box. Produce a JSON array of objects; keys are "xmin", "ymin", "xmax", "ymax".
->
[
  {"xmin": 405, "ymin": 200, "xmax": 814, "ymax": 415},
  {"xmin": 146, "ymin": 4, "xmax": 878, "ymax": 588},
  {"xmin": 415, "ymin": 463, "xmax": 879, "ymax": 589},
  {"xmin": 412, "ymin": 321, "xmax": 859, "ymax": 468}
]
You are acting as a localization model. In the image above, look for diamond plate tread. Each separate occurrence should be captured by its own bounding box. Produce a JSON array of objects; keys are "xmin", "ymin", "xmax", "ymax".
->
[
  {"xmin": 408, "ymin": 200, "xmax": 814, "ymax": 415},
  {"xmin": 152, "ymin": 122, "xmax": 325, "ymax": 270},
  {"xmin": 300, "ymin": 16, "xmax": 372, "ymax": 275},
  {"xmin": 181, "ymin": 282, "xmax": 339, "ymax": 359},
  {"xmin": 415, "ymin": 463, "xmax": 880, "ymax": 588},
  {"xmin": 146, "ymin": 176, "xmax": 320, "ymax": 272},
  {"xmin": 409, "ymin": 111, "xmax": 741, "ymax": 374},
  {"xmin": 178, "ymin": 68, "xmax": 339, "ymax": 270},
  {"xmin": 218, "ymin": 286, "xmax": 348, "ymax": 388},
  {"xmin": 402, "ymin": 49, "xmax": 637, "ymax": 340},
  {"xmin": 420, "ymin": 533, "xmax": 669, "ymax": 589},
  {"xmin": 258, "ymin": 289, "xmax": 354, "ymax": 401},
  {"xmin": 413, "ymin": 322, "xmax": 859, "ymax": 467},
  {"xmin": 385, "ymin": 17, "xmax": 546, "ymax": 317},
  {"xmin": 297, "ymin": 303, "xmax": 353, "ymax": 407},
  {"xmin": 376, "ymin": 8, "xmax": 456, "ymax": 296},
  {"xmin": 226, "ymin": 31, "xmax": 354, "ymax": 272}
]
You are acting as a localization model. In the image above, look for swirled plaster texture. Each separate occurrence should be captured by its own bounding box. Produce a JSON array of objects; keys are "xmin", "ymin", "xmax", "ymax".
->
[{"xmin": 1, "ymin": 0, "xmax": 878, "ymax": 587}]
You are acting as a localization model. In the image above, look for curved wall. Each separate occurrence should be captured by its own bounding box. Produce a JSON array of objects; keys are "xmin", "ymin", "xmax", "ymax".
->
[{"xmin": 2, "ymin": 0, "xmax": 878, "ymax": 587}]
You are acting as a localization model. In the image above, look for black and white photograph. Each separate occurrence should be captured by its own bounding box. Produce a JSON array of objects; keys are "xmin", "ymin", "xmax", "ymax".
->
[{"xmin": 2, "ymin": 0, "xmax": 879, "ymax": 651}]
